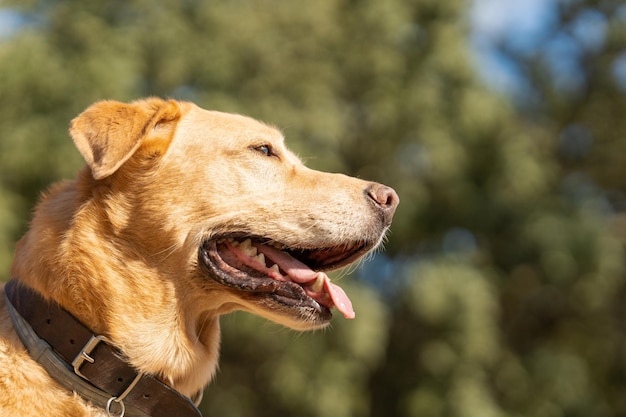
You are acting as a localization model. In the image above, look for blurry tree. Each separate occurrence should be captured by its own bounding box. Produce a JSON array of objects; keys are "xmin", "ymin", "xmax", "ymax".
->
[{"xmin": 1, "ymin": 0, "xmax": 626, "ymax": 417}]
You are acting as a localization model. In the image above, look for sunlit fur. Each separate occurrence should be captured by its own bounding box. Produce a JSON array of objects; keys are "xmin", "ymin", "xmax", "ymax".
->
[{"xmin": 0, "ymin": 98, "xmax": 396, "ymax": 416}]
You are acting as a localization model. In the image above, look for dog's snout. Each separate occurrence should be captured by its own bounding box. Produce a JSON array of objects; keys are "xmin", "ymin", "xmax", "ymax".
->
[{"xmin": 366, "ymin": 184, "xmax": 399, "ymax": 224}]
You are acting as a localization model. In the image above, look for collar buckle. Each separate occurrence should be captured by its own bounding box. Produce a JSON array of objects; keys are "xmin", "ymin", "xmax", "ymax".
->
[
  {"xmin": 72, "ymin": 334, "xmax": 112, "ymax": 380},
  {"xmin": 73, "ymin": 334, "xmax": 144, "ymax": 415}
]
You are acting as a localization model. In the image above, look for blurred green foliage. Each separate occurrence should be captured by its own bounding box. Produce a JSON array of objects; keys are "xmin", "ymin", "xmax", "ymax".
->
[{"xmin": 1, "ymin": 0, "xmax": 626, "ymax": 416}]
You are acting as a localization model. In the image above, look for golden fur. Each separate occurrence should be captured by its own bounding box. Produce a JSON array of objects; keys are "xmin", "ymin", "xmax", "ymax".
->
[{"xmin": 0, "ymin": 98, "xmax": 398, "ymax": 416}]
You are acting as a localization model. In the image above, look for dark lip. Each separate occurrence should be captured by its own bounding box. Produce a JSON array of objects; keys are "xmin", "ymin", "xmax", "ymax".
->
[{"xmin": 286, "ymin": 242, "xmax": 371, "ymax": 271}]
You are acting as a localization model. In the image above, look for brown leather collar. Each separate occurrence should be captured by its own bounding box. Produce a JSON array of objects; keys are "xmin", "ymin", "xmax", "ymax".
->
[{"xmin": 4, "ymin": 280, "xmax": 203, "ymax": 417}]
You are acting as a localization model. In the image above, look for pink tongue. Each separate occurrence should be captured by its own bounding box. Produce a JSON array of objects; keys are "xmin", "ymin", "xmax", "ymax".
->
[
  {"xmin": 254, "ymin": 243, "xmax": 355, "ymax": 319},
  {"xmin": 323, "ymin": 280, "xmax": 355, "ymax": 319}
]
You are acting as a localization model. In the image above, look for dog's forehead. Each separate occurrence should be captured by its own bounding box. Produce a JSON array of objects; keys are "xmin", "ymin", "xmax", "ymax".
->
[{"xmin": 180, "ymin": 103, "xmax": 285, "ymax": 145}]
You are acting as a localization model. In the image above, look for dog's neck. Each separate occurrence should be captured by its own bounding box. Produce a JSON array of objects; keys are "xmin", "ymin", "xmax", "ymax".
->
[{"xmin": 10, "ymin": 176, "xmax": 221, "ymax": 398}]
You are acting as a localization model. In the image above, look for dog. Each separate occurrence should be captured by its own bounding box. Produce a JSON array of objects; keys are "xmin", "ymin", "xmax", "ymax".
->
[{"xmin": 0, "ymin": 98, "xmax": 398, "ymax": 416}]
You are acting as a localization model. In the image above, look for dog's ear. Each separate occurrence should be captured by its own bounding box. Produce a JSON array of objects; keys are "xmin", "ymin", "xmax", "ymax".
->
[{"xmin": 69, "ymin": 98, "xmax": 181, "ymax": 180}]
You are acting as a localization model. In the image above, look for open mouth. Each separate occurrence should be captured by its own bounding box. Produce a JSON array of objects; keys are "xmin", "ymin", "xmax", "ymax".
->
[{"xmin": 198, "ymin": 236, "xmax": 372, "ymax": 321}]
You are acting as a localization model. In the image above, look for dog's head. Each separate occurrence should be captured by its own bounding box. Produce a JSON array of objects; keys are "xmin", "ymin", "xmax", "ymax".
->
[{"xmin": 70, "ymin": 98, "xmax": 398, "ymax": 330}]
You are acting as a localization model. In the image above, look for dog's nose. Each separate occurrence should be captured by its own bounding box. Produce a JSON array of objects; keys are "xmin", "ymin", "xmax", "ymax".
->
[{"xmin": 366, "ymin": 184, "xmax": 399, "ymax": 224}]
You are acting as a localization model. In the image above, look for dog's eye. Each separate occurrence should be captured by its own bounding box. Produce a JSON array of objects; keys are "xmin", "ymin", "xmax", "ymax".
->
[{"xmin": 254, "ymin": 145, "xmax": 273, "ymax": 157}]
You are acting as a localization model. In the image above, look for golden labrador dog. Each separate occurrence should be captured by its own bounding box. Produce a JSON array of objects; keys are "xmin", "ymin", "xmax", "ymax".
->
[{"xmin": 0, "ymin": 98, "xmax": 398, "ymax": 417}]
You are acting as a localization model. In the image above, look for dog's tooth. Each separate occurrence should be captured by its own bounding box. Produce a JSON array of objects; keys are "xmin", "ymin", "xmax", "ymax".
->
[
  {"xmin": 270, "ymin": 264, "xmax": 280, "ymax": 273},
  {"xmin": 239, "ymin": 239, "xmax": 257, "ymax": 256},
  {"xmin": 254, "ymin": 253, "xmax": 265, "ymax": 265},
  {"xmin": 309, "ymin": 272, "xmax": 325, "ymax": 292}
]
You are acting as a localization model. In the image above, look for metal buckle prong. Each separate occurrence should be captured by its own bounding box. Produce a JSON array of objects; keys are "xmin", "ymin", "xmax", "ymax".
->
[{"xmin": 71, "ymin": 334, "xmax": 111, "ymax": 380}]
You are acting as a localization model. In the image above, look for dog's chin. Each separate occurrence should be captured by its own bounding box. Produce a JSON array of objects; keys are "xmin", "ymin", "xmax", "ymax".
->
[{"xmin": 197, "ymin": 235, "xmax": 373, "ymax": 329}]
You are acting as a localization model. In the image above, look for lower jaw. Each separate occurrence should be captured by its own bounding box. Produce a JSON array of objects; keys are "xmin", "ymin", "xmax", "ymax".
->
[{"xmin": 250, "ymin": 293, "xmax": 332, "ymax": 328}]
